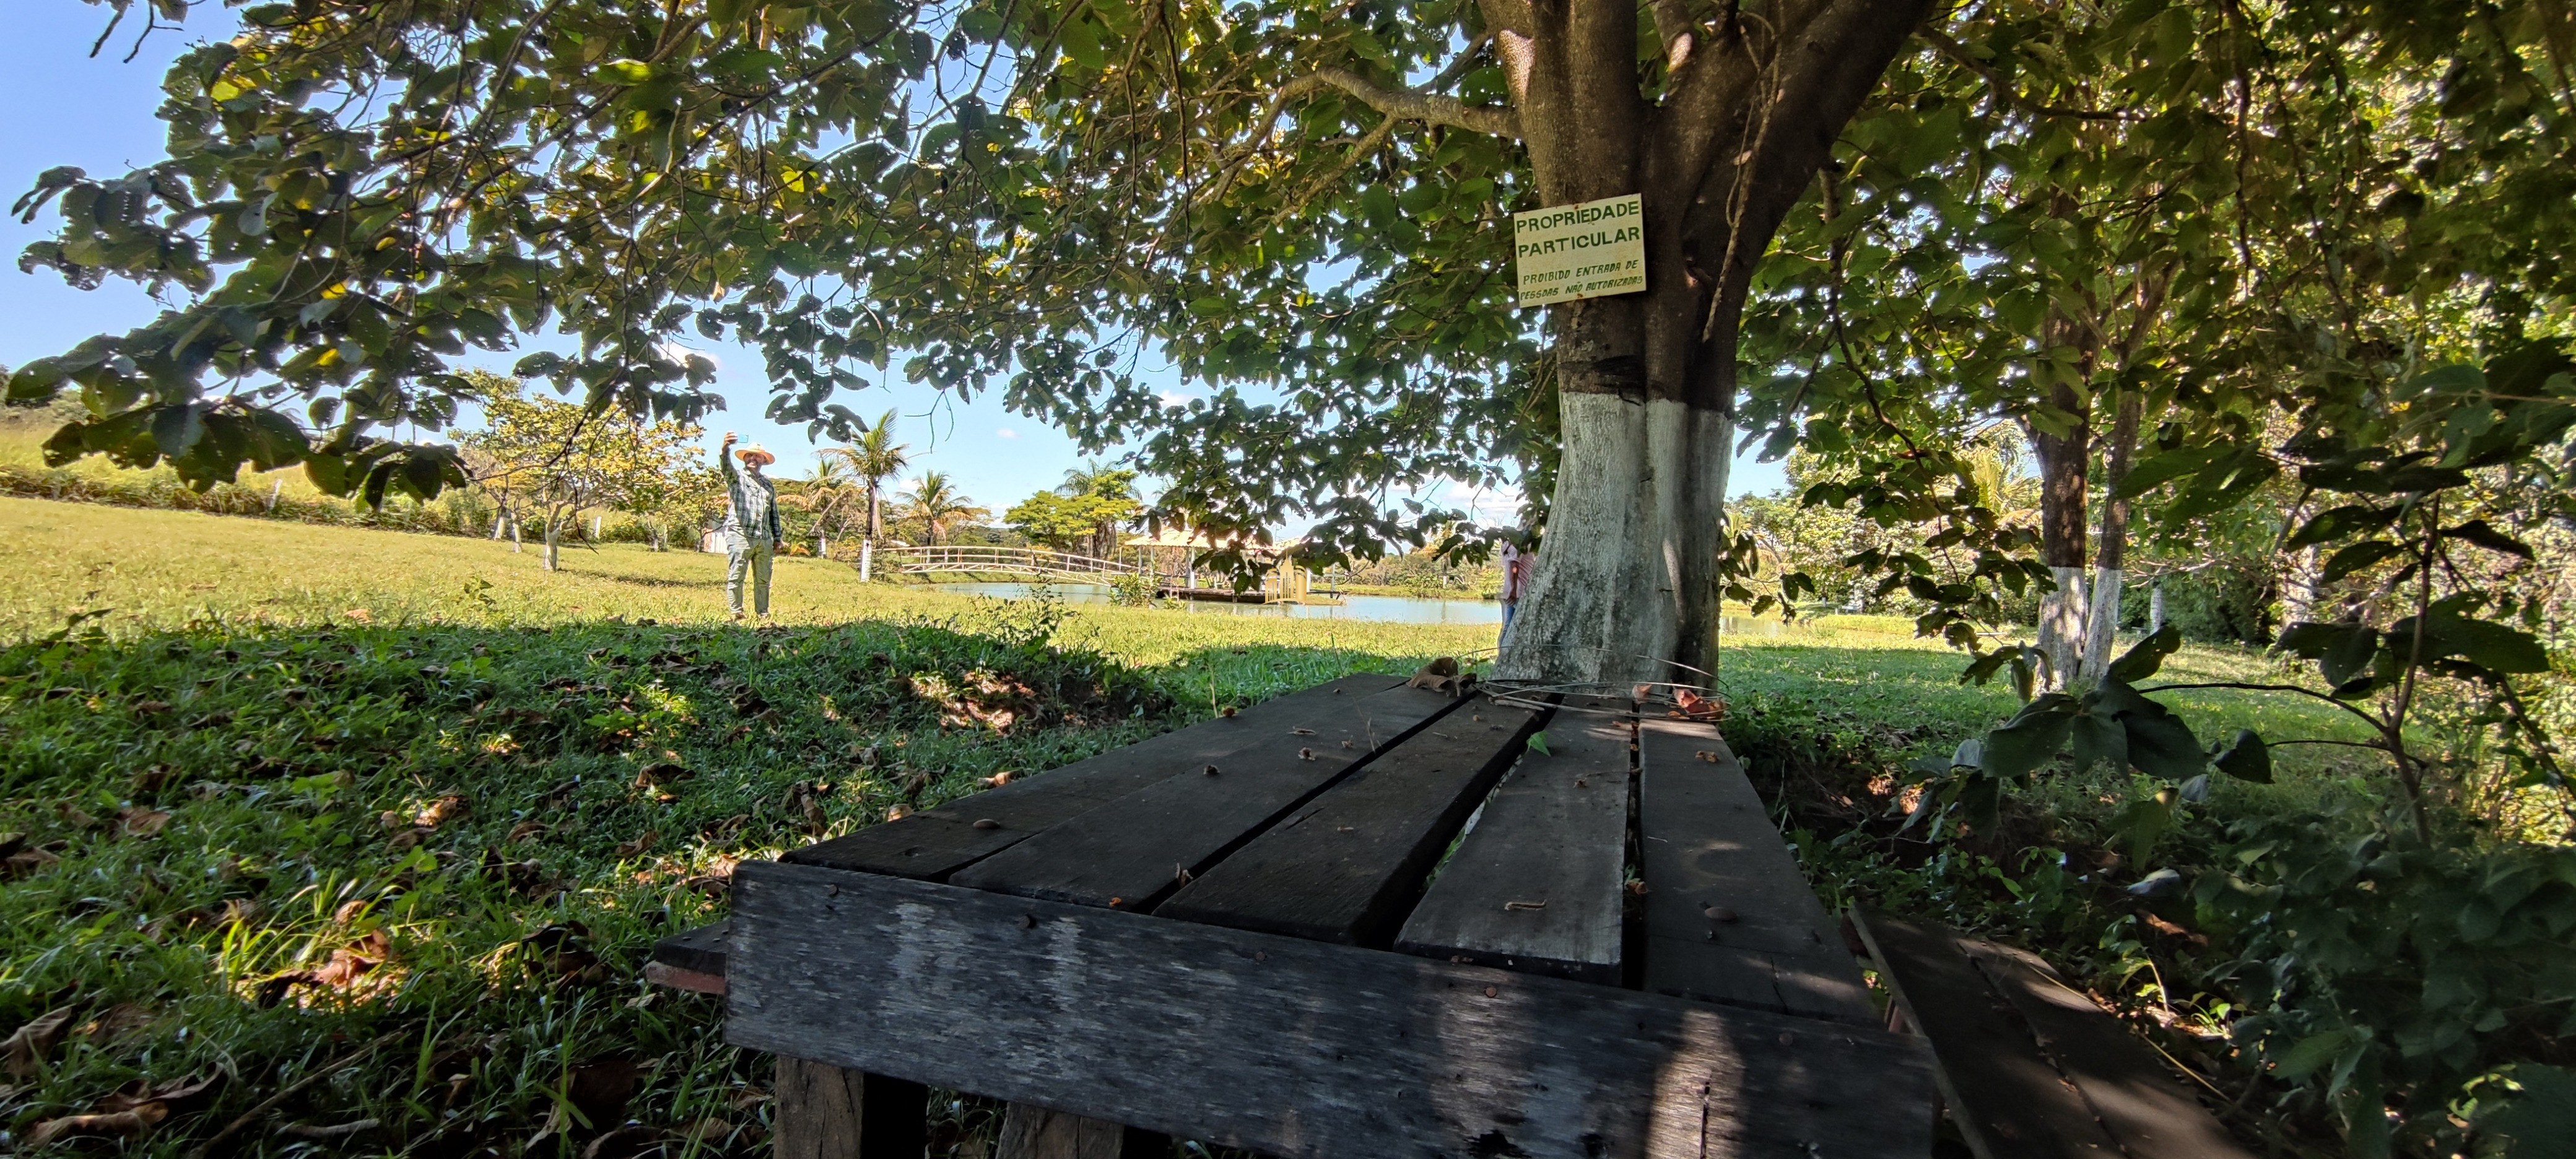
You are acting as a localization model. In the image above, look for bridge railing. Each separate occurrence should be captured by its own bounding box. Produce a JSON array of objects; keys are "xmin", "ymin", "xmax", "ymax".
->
[{"xmin": 877, "ymin": 545, "xmax": 1144, "ymax": 578}]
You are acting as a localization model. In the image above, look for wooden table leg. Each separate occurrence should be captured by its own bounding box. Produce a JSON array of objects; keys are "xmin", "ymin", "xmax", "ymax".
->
[
  {"xmin": 995, "ymin": 1102, "xmax": 1168, "ymax": 1159},
  {"xmin": 773, "ymin": 1056, "xmax": 927, "ymax": 1159}
]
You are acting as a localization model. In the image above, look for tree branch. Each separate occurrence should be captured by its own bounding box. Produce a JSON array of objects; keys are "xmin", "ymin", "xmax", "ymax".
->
[
  {"xmin": 1277, "ymin": 67, "xmax": 1521, "ymax": 137},
  {"xmin": 1651, "ymin": 0, "xmax": 1704, "ymax": 71}
]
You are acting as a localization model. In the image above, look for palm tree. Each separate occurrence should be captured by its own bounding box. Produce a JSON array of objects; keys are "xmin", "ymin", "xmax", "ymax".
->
[
  {"xmin": 903, "ymin": 472, "xmax": 988, "ymax": 545},
  {"xmin": 788, "ymin": 458, "xmax": 861, "ymax": 556},
  {"xmin": 1058, "ymin": 459, "xmax": 1124, "ymax": 498},
  {"xmin": 830, "ymin": 410, "xmax": 909, "ymax": 542}
]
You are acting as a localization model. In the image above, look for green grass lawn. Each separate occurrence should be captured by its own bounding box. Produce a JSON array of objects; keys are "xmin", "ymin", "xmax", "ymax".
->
[{"xmin": 0, "ymin": 497, "xmax": 2383, "ymax": 1157}]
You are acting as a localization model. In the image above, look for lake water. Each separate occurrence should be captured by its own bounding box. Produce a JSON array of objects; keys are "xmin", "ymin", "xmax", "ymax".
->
[{"xmin": 923, "ymin": 582, "xmax": 1790, "ymax": 636}]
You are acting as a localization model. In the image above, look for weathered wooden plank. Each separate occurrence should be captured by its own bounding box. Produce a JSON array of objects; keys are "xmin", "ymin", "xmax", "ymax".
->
[
  {"xmin": 1849, "ymin": 908, "xmax": 2121, "ymax": 1159},
  {"xmin": 773, "ymin": 1057, "xmax": 928, "ymax": 1159},
  {"xmin": 727, "ymin": 861, "xmax": 1937, "ymax": 1159},
  {"xmin": 1155, "ymin": 702, "xmax": 1545, "ymax": 944},
  {"xmin": 1964, "ymin": 940, "xmax": 2255, "ymax": 1159},
  {"xmin": 651, "ymin": 919, "xmax": 729, "ymax": 976},
  {"xmin": 1391, "ymin": 708, "xmax": 1632, "ymax": 983},
  {"xmin": 994, "ymin": 1103, "xmax": 1165, "ymax": 1159},
  {"xmin": 947, "ymin": 685, "xmax": 1464, "ymax": 911},
  {"xmin": 787, "ymin": 674, "xmax": 1401, "ymax": 880},
  {"xmin": 1636, "ymin": 721, "xmax": 1874, "ymax": 1023}
]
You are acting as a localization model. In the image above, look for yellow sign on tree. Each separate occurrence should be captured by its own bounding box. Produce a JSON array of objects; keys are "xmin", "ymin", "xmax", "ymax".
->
[{"xmin": 1512, "ymin": 194, "xmax": 1645, "ymax": 308}]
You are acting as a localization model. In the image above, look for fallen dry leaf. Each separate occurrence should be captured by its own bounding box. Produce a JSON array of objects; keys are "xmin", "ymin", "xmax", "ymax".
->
[
  {"xmin": 258, "ymin": 931, "xmax": 393, "ymax": 1006},
  {"xmin": 4, "ymin": 1003, "xmax": 85, "ymax": 1079},
  {"xmin": 80, "ymin": 1004, "xmax": 155, "ymax": 1044},
  {"xmin": 277, "ymin": 1118, "xmax": 379, "ymax": 1140},
  {"xmin": 113, "ymin": 807, "xmax": 173, "ymax": 839},
  {"xmin": 565, "ymin": 1056, "xmax": 645, "ymax": 1127},
  {"xmin": 26, "ymin": 1105, "xmax": 167, "ymax": 1148},
  {"xmin": 612, "ymin": 831, "xmax": 659, "ymax": 859},
  {"xmin": 416, "ymin": 796, "xmax": 468, "ymax": 828},
  {"xmin": 506, "ymin": 821, "xmax": 547, "ymax": 844},
  {"xmin": 94, "ymin": 1074, "xmax": 219, "ymax": 1121}
]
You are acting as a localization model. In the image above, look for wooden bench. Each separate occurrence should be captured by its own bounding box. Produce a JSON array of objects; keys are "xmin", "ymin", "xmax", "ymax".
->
[
  {"xmin": 1848, "ymin": 908, "xmax": 2253, "ymax": 1159},
  {"xmin": 653, "ymin": 675, "xmax": 1937, "ymax": 1157}
]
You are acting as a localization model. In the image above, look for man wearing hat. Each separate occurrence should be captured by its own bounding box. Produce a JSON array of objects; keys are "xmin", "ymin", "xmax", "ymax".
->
[{"xmin": 718, "ymin": 432, "xmax": 783, "ymax": 621}]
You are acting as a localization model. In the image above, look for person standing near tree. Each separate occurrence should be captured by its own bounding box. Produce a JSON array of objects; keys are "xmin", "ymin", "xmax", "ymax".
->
[
  {"xmin": 718, "ymin": 432, "xmax": 783, "ymax": 622},
  {"xmin": 1497, "ymin": 538, "xmax": 1530, "ymax": 641}
]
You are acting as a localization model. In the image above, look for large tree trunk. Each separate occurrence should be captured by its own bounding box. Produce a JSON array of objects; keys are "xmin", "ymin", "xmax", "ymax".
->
[
  {"xmin": 1494, "ymin": 0, "xmax": 1934, "ymax": 685},
  {"xmin": 2026, "ymin": 304, "xmax": 2097, "ymax": 688},
  {"xmin": 2081, "ymin": 385, "xmax": 2143, "ymax": 677}
]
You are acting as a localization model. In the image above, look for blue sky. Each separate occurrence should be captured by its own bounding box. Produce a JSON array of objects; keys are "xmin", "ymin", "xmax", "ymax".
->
[{"xmin": 0, "ymin": 2, "xmax": 1782, "ymax": 532}]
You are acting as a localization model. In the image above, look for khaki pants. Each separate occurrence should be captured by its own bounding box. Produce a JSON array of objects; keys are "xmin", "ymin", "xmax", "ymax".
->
[{"xmin": 726, "ymin": 539, "xmax": 773, "ymax": 616}]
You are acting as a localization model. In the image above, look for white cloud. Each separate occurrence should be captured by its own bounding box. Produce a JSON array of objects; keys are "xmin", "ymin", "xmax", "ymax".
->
[{"xmin": 994, "ymin": 427, "xmax": 1019, "ymax": 439}]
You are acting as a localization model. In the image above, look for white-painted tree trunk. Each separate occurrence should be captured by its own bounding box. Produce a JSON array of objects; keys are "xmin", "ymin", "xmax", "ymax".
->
[
  {"xmin": 542, "ymin": 513, "xmax": 562, "ymax": 571},
  {"xmin": 2149, "ymin": 578, "xmax": 2167, "ymax": 634},
  {"xmin": 2080, "ymin": 566, "xmax": 2125, "ymax": 680},
  {"xmin": 2282, "ymin": 545, "xmax": 2321, "ymax": 628},
  {"xmin": 492, "ymin": 511, "xmax": 507, "ymax": 540},
  {"xmin": 859, "ymin": 539, "xmax": 874, "ymax": 581},
  {"xmin": 1497, "ymin": 394, "xmax": 1731, "ymax": 686},
  {"xmin": 2035, "ymin": 565, "xmax": 2089, "ymax": 689}
]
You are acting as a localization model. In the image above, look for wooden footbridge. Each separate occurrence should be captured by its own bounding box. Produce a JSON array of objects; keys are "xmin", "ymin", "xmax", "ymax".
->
[{"xmin": 876, "ymin": 545, "xmax": 1142, "ymax": 583}]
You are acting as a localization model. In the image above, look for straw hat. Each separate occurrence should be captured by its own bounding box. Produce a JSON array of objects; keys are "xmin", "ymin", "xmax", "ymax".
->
[{"xmin": 735, "ymin": 443, "xmax": 775, "ymax": 466}]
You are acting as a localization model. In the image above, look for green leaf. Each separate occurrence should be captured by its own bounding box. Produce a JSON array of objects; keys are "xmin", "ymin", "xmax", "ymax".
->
[
  {"xmin": 594, "ymin": 59, "xmax": 654, "ymax": 85},
  {"xmin": 2273, "ymin": 1030, "xmax": 2357, "ymax": 1080},
  {"xmin": 2212, "ymin": 729, "xmax": 2271, "ymax": 783},
  {"xmin": 2104, "ymin": 623, "xmax": 2180, "ymax": 684},
  {"xmin": 2067, "ymin": 708, "xmax": 2126, "ymax": 775},
  {"xmin": 1981, "ymin": 693, "xmax": 2079, "ymax": 778},
  {"xmin": 1524, "ymin": 731, "xmax": 1550, "ymax": 757},
  {"xmin": 2106, "ymin": 788, "xmax": 2177, "ymax": 861},
  {"xmin": 2113, "ymin": 443, "xmax": 2224, "ymax": 498},
  {"xmin": 2284, "ymin": 503, "xmax": 2399, "ymax": 549},
  {"xmin": 2393, "ymin": 610, "xmax": 2552, "ymax": 674},
  {"xmin": 2320, "ymin": 540, "xmax": 2404, "ymax": 584},
  {"xmin": 2478, "ymin": 1066, "xmax": 2576, "ymax": 1159},
  {"xmin": 2440, "ymin": 519, "xmax": 2533, "ymax": 559}
]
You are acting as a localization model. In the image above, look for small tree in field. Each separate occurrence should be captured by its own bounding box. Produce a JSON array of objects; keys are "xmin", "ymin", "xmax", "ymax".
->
[{"xmin": 463, "ymin": 372, "xmax": 701, "ymax": 571}]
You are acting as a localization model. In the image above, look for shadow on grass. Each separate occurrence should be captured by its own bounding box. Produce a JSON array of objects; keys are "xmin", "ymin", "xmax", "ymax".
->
[{"xmin": 0, "ymin": 607, "xmax": 1451, "ymax": 1159}]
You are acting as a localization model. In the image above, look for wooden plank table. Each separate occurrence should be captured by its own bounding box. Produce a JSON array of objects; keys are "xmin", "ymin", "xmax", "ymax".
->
[{"xmin": 656, "ymin": 680, "xmax": 1936, "ymax": 1158}]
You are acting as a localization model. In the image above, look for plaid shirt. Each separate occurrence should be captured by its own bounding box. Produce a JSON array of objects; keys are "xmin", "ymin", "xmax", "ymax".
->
[{"xmin": 720, "ymin": 450, "xmax": 783, "ymax": 547}]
